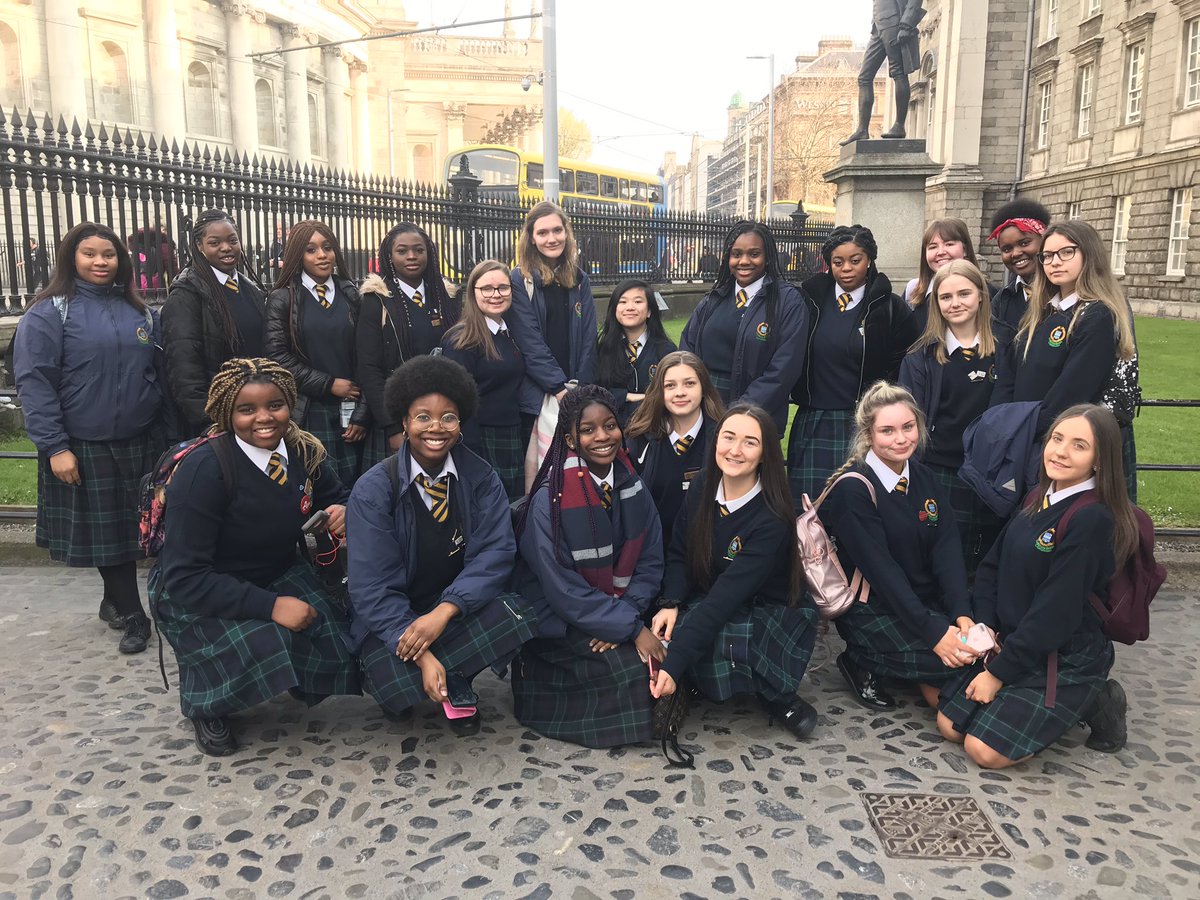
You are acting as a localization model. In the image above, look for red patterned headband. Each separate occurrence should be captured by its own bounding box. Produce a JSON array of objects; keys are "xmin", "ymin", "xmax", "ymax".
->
[{"xmin": 988, "ymin": 218, "xmax": 1048, "ymax": 242}]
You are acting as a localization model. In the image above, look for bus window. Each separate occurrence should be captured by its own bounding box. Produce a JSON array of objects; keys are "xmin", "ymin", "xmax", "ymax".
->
[
  {"xmin": 560, "ymin": 168, "xmax": 576, "ymax": 193},
  {"xmin": 576, "ymin": 171, "xmax": 599, "ymax": 195},
  {"xmin": 527, "ymin": 163, "xmax": 544, "ymax": 189},
  {"xmin": 445, "ymin": 148, "xmax": 520, "ymax": 187},
  {"xmin": 631, "ymin": 181, "xmax": 648, "ymax": 202},
  {"xmin": 600, "ymin": 175, "xmax": 618, "ymax": 199},
  {"xmin": 619, "ymin": 178, "xmax": 630, "ymax": 200}
]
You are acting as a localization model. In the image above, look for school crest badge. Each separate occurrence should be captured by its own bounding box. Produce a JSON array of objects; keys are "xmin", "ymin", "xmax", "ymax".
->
[
  {"xmin": 574, "ymin": 301, "xmax": 582, "ymax": 317},
  {"xmin": 648, "ymin": 364, "xmax": 658, "ymax": 380},
  {"xmin": 1035, "ymin": 527, "xmax": 1056, "ymax": 552},
  {"xmin": 1048, "ymin": 325, "xmax": 1067, "ymax": 348},
  {"xmin": 724, "ymin": 535, "xmax": 743, "ymax": 560},
  {"xmin": 135, "ymin": 325, "xmax": 150, "ymax": 345},
  {"xmin": 918, "ymin": 498, "xmax": 939, "ymax": 523},
  {"xmin": 300, "ymin": 478, "xmax": 313, "ymax": 515},
  {"xmin": 755, "ymin": 322, "xmax": 770, "ymax": 341}
]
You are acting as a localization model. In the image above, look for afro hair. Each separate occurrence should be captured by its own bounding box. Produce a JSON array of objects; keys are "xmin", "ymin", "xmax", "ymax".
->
[
  {"xmin": 989, "ymin": 198, "xmax": 1051, "ymax": 232},
  {"xmin": 384, "ymin": 354, "xmax": 479, "ymax": 426}
]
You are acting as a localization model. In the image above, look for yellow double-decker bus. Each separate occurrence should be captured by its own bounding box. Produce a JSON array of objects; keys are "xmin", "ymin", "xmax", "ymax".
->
[{"xmin": 444, "ymin": 145, "xmax": 665, "ymax": 211}]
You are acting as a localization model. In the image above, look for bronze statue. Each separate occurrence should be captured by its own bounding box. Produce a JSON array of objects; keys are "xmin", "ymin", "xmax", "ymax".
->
[{"xmin": 841, "ymin": 0, "xmax": 927, "ymax": 145}]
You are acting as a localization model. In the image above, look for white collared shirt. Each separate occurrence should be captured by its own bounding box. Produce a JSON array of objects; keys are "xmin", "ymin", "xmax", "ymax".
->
[
  {"xmin": 485, "ymin": 316, "xmax": 508, "ymax": 335},
  {"xmin": 397, "ymin": 280, "xmax": 426, "ymax": 304},
  {"xmin": 211, "ymin": 267, "xmax": 239, "ymax": 289},
  {"xmin": 834, "ymin": 282, "xmax": 868, "ymax": 313},
  {"xmin": 408, "ymin": 453, "xmax": 459, "ymax": 511},
  {"xmin": 945, "ymin": 330, "xmax": 980, "ymax": 355},
  {"xmin": 302, "ymin": 271, "xmax": 336, "ymax": 305},
  {"xmin": 1050, "ymin": 291, "xmax": 1079, "ymax": 312},
  {"xmin": 865, "ymin": 450, "xmax": 910, "ymax": 493},
  {"xmin": 235, "ymin": 435, "xmax": 287, "ymax": 474},
  {"xmin": 733, "ymin": 276, "xmax": 766, "ymax": 307},
  {"xmin": 716, "ymin": 477, "xmax": 762, "ymax": 514},
  {"xmin": 624, "ymin": 330, "xmax": 647, "ymax": 356},
  {"xmin": 669, "ymin": 412, "xmax": 704, "ymax": 448},
  {"xmin": 1046, "ymin": 477, "xmax": 1096, "ymax": 506}
]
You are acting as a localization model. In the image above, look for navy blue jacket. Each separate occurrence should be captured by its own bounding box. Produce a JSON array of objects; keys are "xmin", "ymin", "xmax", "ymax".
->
[
  {"xmin": 14, "ymin": 284, "xmax": 167, "ymax": 455},
  {"xmin": 959, "ymin": 400, "xmax": 1044, "ymax": 518},
  {"xmin": 345, "ymin": 443, "xmax": 517, "ymax": 653},
  {"xmin": 506, "ymin": 266, "xmax": 598, "ymax": 415},
  {"xmin": 679, "ymin": 277, "xmax": 808, "ymax": 432}
]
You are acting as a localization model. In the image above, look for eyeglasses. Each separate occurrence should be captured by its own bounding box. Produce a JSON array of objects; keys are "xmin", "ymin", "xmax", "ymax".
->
[
  {"xmin": 410, "ymin": 413, "xmax": 461, "ymax": 428},
  {"xmin": 476, "ymin": 285, "xmax": 513, "ymax": 298},
  {"xmin": 1037, "ymin": 246, "xmax": 1079, "ymax": 264}
]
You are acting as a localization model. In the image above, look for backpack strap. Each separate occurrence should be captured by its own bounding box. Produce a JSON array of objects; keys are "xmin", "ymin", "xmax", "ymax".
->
[
  {"xmin": 208, "ymin": 432, "xmax": 239, "ymax": 495},
  {"xmin": 385, "ymin": 452, "xmax": 402, "ymax": 502},
  {"xmin": 811, "ymin": 470, "xmax": 877, "ymax": 512},
  {"xmin": 1041, "ymin": 489, "xmax": 1099, "ymax": 708}
]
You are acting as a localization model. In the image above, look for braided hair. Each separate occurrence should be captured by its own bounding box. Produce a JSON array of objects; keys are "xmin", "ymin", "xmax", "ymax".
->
[
  {"xmin": 516, "ymin": 384, "xmax": 623, "ymax": 564},
  {"xmin": 184, "ymin": 209, "xmax": 268, "ymax": 353},
  {"xmin": 711, "ymin": 221, "xmax": 784, "ymax": 354},
  {"xmin": 377, "ymin": 223, "xmax": 459, "ymax": 359},
  {"xmin": 204, "ymin": 357, "xmax": 328, "ymax": 477},
  {"xmin": 822, "ymin": 380, "xmax": 926, "ymax": 492},
  {"xmin": 821, "ymin": 224, "xmax": 879, "ymax": 277}
]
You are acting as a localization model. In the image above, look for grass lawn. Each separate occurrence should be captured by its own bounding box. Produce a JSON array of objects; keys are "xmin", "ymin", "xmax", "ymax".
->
[{"xmin": 0, "ymin": 433, "xmax": 37, "ymax": 505}]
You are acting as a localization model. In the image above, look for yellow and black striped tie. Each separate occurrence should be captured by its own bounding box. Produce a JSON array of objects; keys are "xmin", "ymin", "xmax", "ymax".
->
[
  {"xmin": 418, "ymin": 475, "xmax": 449, "ymax": 523},
  {"xmin": 673, "ymin": 434, "xmax": 693, "ymax": 456},
  {"xmin": 225, "ymin": 277, "xmax": 240, "ymax": 294},
  {"xmin": 719, "ymin": 503, "xmax": 731, "ymax": 517},
  {"xmin": 837, "ymin": 292, "xmax": 851, "ymax": 312},
  {"xmin": 315, "ymin": 283, "xmax": 330, "ymax": 309},
  {"xmin": 735, "ymin": 289, "xmax": 749, "ymax": 309},
  {"xmin": 266, "ymin": 452, "xmax": 287, "ymax": 487},
  {"xmin": 1021, "ymin": 282, "xmax": 1032, "ymax": 301},
  {"xmin": 411, "ymin": 289, "xmax": 424, "ymax": 309},
  {"xmin": 627, "ymin": 341, "xmax": 639, "ymax": 365},
  {"xmin": 600, "ymin": 481, "xmax": 613, "ymax": 511},
  {"xmin": 894, "ymin": 477, "xmax": 908, "ymax": 495},
  {"xmin": 1042, "ymin": 494, "xmax": 1051, "ymax": 510},
  {"xmin": 962, "ymin": 345, "xmax": 977, "ymax": 360}
]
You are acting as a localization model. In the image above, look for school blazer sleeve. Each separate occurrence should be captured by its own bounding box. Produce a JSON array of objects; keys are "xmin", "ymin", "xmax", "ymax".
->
[
  {"xmin": 928, "ymin": 486, "xmax": 971, "ymax": 621},
  {"xmin": 660, "ymin": 486, "xmax": 693, "ymax": 603},
  {"xmin": 264, "ymin": 288, "xmax": 334, "ymax": 399},
  {"xmin": 354, "ymin": 292, "xmax": 398, "ymax": 436},
  {"xmin": 1037, "ymin": 303, "xmax": 1119, "ymax": 434},
  {"xmin": 438, "ymin": 465, "xmax": 518, "ymax": 615},
  {"xmin": 739, "ymin": 287, "xmax": 809, "ymax": 415},
  {"xmin": 574, "ymin": 272, "xmax": 599, "ymax": 384},
  {"xmin": 897, "ymin": 349, "xmax": 929, "ymax": 413},
  {"xmin": 990, "ymin": 338, "xmax": 1017, "ymax": 406},
  {"xmin": 150, "ymin": 308, "xmax": 180, "ymax": 441},
  {"xmin": 12, "ymin": 303, "xmax": 69, "ymax": 456},
  {"xmin": 313, "ymin": 459, "xmax": 350, "ymax": 507},
  {"xmin": 518, "ymin": 490, "xmax": 644, "ymax": 644},
  {"xmin": 986, "ymin": 505, "xmax": 1113, "ymax": 685},
  {"xmin": 885, "ymin": 298, "xmax": 921, "ymax": 381},
  {"xmin": 506, "ymin": 270, "xmax": 568, "ymax": 393},
  {"xmin": 824, "ymin": 479, "xmax": 952, "ymax": 648},
  {"xmin": 969, "ymin": 518, "xmax": 1007, "ymax": 628}
]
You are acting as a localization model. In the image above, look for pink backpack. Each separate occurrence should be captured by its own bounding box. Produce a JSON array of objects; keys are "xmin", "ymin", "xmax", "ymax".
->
[{"xmin": 796, "ymin": 472, "xmax": 877, "ymax": 620}]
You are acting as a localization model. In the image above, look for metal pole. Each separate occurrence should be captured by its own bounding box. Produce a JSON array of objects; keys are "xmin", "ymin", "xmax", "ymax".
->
[
  {"xmin": 387, "ymin": 93, "xmax": 395, "ymax": 179},
  {"xmin": 542, "ymin": 0, "xmax": 560, "ymax": 202},
  {"xmin": 766, "ymin": 53, "xmax": 775, "ymax": 217}
]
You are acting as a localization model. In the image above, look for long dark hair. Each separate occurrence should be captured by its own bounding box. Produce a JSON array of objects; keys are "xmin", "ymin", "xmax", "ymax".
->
[
  {"xmin": 710, "ymin": 221, "xmax": 784, "ymax": 351},
  {"xmin": 377, "ymin": 222, "xmax": 458, "ymax": 359},
  {"xmin": 35, "ymin": 222, "xmax": 145, "ymax": 312},
  {"xmin": 183, "ymin": 209, "xmax": 267, "ymax": 352},
  {"xmin": 274, "ymin": 220, "xmax": 351, "ymax": 354},
  {"xmin": 596, "ymin": 279, "xmax": 671, "ymax": 388},
  {"xmin": 686, "ymin": 403, "xmax": 801, "ymax": 602}
]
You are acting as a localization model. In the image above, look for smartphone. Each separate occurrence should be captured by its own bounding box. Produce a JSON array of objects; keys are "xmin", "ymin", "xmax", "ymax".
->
[
  {"xmin": 302, "ymin": 509, "xmax": 330, "ymax": 534},
  {"xmin": 648, "ymin": 655, "xmax": 660, "ymax": 681},
  {"xmin": 445, "ymin": 670, "xmax": 478, "ymax": 710}
]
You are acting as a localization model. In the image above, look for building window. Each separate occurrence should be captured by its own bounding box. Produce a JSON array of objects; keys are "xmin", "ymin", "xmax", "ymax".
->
[
  {"xmin": 0, "ymin": 23, "xmax": 21, "ymax": 110},
  {"xmin": 1076, "ymin": 63, "xmax": 1094, "ymax": 137},
  {"xmin": 185, "ymin": 61, "xmax": 217, "ymax": 137},
  {"xmin": 1111, "ymin": 196, "xmax": 1131, "ymax": 274},
  {"xmin": 1186, "ymin": 19, "xmax": 1200, "ymax": 108},
  {"xmin": 1068, "ymin": 201, "xmax": 1082, "ymax": 220},
  {"xmin": 1168, "ymin": 188, "xmax": 1192, "ymax": 275},
  {"xmin": 93, "ymin": 41, "xmax": 133, "ymax": 124},
  {"xmin": 1045, "ymin": 0, "xmax": 1059, "ymax": 40},
  {"xmin": 1085, "ymin": 0, "xmax": 1102, "ymax": 18},
  {"xmin": 411, "ymin": 144, "xmax": 432, "ymax": 183},
  {"xmin": 1036, "ymin": 81, "xmax": 1053, "ymax": 149},
  {"xmin": 255, "ymin": 78, "xmax": 276, "ymax": 147},
  {"xmin": 1125, "ymin": 43, "xmax": 1145, "ymax": 125},
  {"xmin": 927, "ymin": 76, "xmax": 937, "ymax": 135},
  {"xmin": 307, "ymin": 93, "xmax": 322, "ymax": 158}
]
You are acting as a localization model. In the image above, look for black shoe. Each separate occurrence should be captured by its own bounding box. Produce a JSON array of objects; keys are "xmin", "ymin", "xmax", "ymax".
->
[
  {"xmin": 837, "ymin": 652, "xmax": 896, "ymax": 710},
  {"xmin": 447, "ymin": 710, "xmax": 481, "ymax": 737},
  {"xmin": 765, "ymin": 696, "xmax": 819, "ymax": 740},
  {"xmin": 191, "ymin": 716, "xmax": 238, "ymax": 756},
  {"xmin": 1084, "ymin": 679, "xmax": 1127, "ymax": 753},
  {"xmin": 98, "ymin": 599, "xmax": 127, "ymax": 631},
  {"xmin": 118, "ymin": 615, "xmax": 151, "ymax": 654}
]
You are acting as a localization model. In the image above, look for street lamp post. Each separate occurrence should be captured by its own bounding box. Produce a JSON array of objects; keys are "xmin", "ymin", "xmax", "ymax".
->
[
  {"xmin": 542, "ymin": 0, "xmax": 559, "ymax": 202},
  {"xmin": 747, "ymin": 53, "xmax": 775, "ymax": 219}
]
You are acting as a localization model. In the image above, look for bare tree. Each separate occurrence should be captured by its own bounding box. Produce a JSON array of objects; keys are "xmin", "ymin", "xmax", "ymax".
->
[
  {"xmin": 774, "ymin": 75, "xmax": 855, "ymax": 207},
  {"xmin": 558, "ymin": 108, "xmax": 594, "ymax": 161}
]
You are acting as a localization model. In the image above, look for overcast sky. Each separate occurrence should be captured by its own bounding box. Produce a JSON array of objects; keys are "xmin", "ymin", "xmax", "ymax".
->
[{"xmin": 411, "ymin": 0, "xmax": 875, "ymax": 173}]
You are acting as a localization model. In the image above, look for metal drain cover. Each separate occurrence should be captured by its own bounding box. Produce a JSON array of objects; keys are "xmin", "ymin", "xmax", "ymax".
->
[{"xmin": 862, "ymin": 792, "xmax": 1012, "ymax": 861}]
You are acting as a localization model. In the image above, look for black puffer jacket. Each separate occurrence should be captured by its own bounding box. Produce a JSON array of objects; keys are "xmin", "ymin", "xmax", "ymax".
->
[
  {"xmin": 162, "ymin": 265, "xmax": 267, "ymax": 437},
  {"xmin": 264, "ymin": 275, "xmax": 369, "ymax": 428}
]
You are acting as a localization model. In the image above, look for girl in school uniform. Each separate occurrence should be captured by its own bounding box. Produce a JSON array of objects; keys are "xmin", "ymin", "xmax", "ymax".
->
[
  {"xmin": 440, "ymin": 259, "xmax": 528, "ymax": 501},
  {"xmin": 987, "ymin": 199, "xmax": 1051, "ymax": 333},
  {"xmin": 649, "ymin": 404, "xmax": 820, "ymax": 739},
  {"xmin": 937, "ymin": 403, "xmax": 1135, "ymax": 766},
  {"xmin": 899, "ymin": 259, "xmax": 1009, "ymax": 575},
  {"xmin": 820, "ymin": 381, "xmax": 975, "ymax": 712},
  {"xmin": 264, "ymin": 220, "xmax": 368, "ymax": 487},
  {"xmin": 679, "ymin": 221, "xmax": 808, "ymax": 435},
  {"xmin": 904, "ymin": 217, "xmax": 994, "ymax": 335},
  {"xmin": 163, "ymin": 209, "xmax": 268, "ymax": 438},
  {"xmin": 595, "ymin": 279, "xmax": 677, "ymax": 424},
  {"xmin": 14, "ymin": 222, "xmax": 170, "ymax": 655},
  {"xmin": 346, "ymin": 356, "xmax": 536, "ymax": 734},
  {"xmin": 624, "ymin": 350, "xmax": 725, "ymax": 553},
  {"xmin": 355, "ymin": 223, "xmax": 458, "ymax": 469},
  {"xmin": 990, "ymin": 221, "xmax": 1140, "ymax": 498},
  {"xmin": 510, "ymin": 385, "xmax": 667, "ymax": 748},
  {"xmin": 788, "ymin": 225, "xmax": 920, "ymax": 504},
  {"xmin": 152, "ymin": 358, "xmax": 359, "ymax": 756}
]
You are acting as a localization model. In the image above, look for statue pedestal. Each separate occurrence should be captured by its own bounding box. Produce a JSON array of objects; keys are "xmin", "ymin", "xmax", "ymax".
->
[{"xmin": 824, "ymin": 140, "xmax": 941, "ymax": 287}]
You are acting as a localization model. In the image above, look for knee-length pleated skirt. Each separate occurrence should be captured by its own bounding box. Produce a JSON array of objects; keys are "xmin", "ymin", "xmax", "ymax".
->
[
  {"xmin": 835, "ymin": 600, "xmax": 959, "ymax": 685},
  {"xmin": 468, "ymin": 424, "xmax": 524, "ymax": 502},
  {"xmin": 787, "ymin": 408, "xmax": 855, "ymax": 504},
  {"xmin": 151, "ymin": 561, "xmax": 361, "ymax": 719},
  {"xmin": 300, "ymin": 397, "xmax": 361, "ymax": 487}
]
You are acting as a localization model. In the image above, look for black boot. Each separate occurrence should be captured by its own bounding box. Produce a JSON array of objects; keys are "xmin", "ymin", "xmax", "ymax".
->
[
  {"xmin": 1084, "ymin": 679, "xmax": 1127, "ymax": 753},
  {"xmin": 118, "ymin": 614, "xmax": 151, "ymax": 654},
  {"xmin": 837, "ymin": 652, "xmax": 896, "ymax": 710},
  {"xmin": 764, "ymin": 695, "xmax": 819, "ymax": 740},
  {"xmin": 97, "ymin": 598, "xmax": 127, "ymax": 631},
  {"xmin": 840, "ymin": 85, "xmax": 876, "ymax": 145},
  {"xmin": 191, "ymin": 716, "xmax": 238, "ymax": 756}
]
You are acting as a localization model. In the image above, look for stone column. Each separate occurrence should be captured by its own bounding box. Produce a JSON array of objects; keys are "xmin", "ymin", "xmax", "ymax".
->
[
  {"xmin": 223, "ymin": 3, "xmax": 260, "ymax": 155},
  {"xmin": 444, "ymin": 102, "xmax": 466, "ymax": 155},
  {"xmin": 44, "ymin": 0, "xmax": 88, "ymax": 126},
  {"xmin": 322, "ymin": 48, "xmax": 351, "ymax": 169},
  {"xmin": 146, "ymin": 0, "xmax": 186, "ymax": 141},
  {"xmin": 283, "ymin": 26, "xmax": 312, "ymax": 165},
  {"xmin": 350, "ymin": 62, "xmax": 371, "ymax": 173}
]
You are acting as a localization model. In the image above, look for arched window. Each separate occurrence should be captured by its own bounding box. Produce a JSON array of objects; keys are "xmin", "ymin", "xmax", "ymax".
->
[
  {"xmin": 94, "ymin": 41, "xmax": 133, "ymax": 124},
  {"xmin": 255, "ymin": 78, "xmax": 276, "ymax": 147},
  {"xmin": 412, "ymin": 144, "xmax": 432, "ymax": 183},
  {"xmin": 185, "ymin": 61, "xmax": 217, "ymax": 137},
  {"xmin": 0, "ymin": 24, "xmax": 22, "ymax": 110},
  {"xmin": 308, "ymin": 93, "xmax": 322, "ymax": 157}
]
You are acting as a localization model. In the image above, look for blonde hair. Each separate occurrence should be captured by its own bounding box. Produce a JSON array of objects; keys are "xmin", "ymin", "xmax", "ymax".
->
[
  {"xmin": 823, "ymin": 381, "xmax": 927, "ymax": 489},
  {"xmin": 912, "ymin": 259, "xmax": 997, "ymax": 364},
  {"xmin": 517, "ymin": 201, "xmax": 580, "ymax": 288}
]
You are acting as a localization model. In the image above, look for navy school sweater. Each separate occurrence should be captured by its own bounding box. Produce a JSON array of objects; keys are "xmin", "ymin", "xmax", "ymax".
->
[{"xmin": 440, "ymin": 328, "xmax": 525, "ymax": 430}]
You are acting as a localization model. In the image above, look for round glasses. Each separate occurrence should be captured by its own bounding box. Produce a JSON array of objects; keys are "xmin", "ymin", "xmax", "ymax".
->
[
  {"xmin": 411, "ymin": 413, "xmax": 461, "ymax": 429},
  {"xmin": 1037, "ymin": 246, "xmax": 1079, "ymax": 265},
  {"xmin": 476, "ymin": 284, "xmax": 513, "ymax": 298}
]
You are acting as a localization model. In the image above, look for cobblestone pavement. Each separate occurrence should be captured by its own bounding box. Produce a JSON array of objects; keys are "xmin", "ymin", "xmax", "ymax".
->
[{"xmin": 0, "ymin": 566, "xmax": 1196, "ymax": 900}]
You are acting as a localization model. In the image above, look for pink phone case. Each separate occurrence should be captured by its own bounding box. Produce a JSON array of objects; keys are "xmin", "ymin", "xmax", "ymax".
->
[
  {"xmin": 442, "ymin": 701, "xmax": 477, "ymax": 719},
  {"xmin": 965, "ymin": 623, "xmax": 996, "ymax": 653}
]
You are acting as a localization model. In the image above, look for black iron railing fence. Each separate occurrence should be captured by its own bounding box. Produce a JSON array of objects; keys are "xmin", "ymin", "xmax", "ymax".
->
[{"xmin": 0, "ymin": 108, "xmax": 831, "ymax": 313}]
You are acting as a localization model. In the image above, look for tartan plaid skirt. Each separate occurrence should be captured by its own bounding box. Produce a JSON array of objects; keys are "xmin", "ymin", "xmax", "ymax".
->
[
  {"xmin": 469, "ymin": 424, "xmax": 524, "ymax": 502},
  {"xmin": 360, "ymin": 592, "xmax": 536, "ymax": 716},
  {"xmin": 685, "ymin": 603, "xmax": 819, "ymax": 705},
  {"xmin": 301, "ymin": 397, "xmax": 361, "ymax": 487},
  {"xmin": 927, "ymin": 463, "xmax": 1004, "ymax": 578},
  {"xmin": 787, "ymin": 408, "xmax": 856, "ymax": 504},
  {"xmin": 151, "ymin": 561, "xmax": 361, "ymax": 719},
  {"xmin": 512, "ymin": 628, "xmax": 654, "ymax": 748},
  {"xmin": 835, "ymin": 601, "xmax": 960, "ymax": 685},
  {"xmin": 709, "ymin": 371, "xmax": 733, "ymax": 404},
  {"xmin": 36, "ymin": 428, "xmax": 162, "ymax": 567},
  {"xmin": 938, "ymin": 636, "xmax": 1113, "ymax": 760},
  {"xmin": 361, "ymin": 427, "xmax": 394, "ymax": 472}
]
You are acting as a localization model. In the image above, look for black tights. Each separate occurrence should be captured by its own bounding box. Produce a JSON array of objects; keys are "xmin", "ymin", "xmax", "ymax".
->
[{"xmin": 98, "ymin": 562, "xmax": 144, "ymax": 618}]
